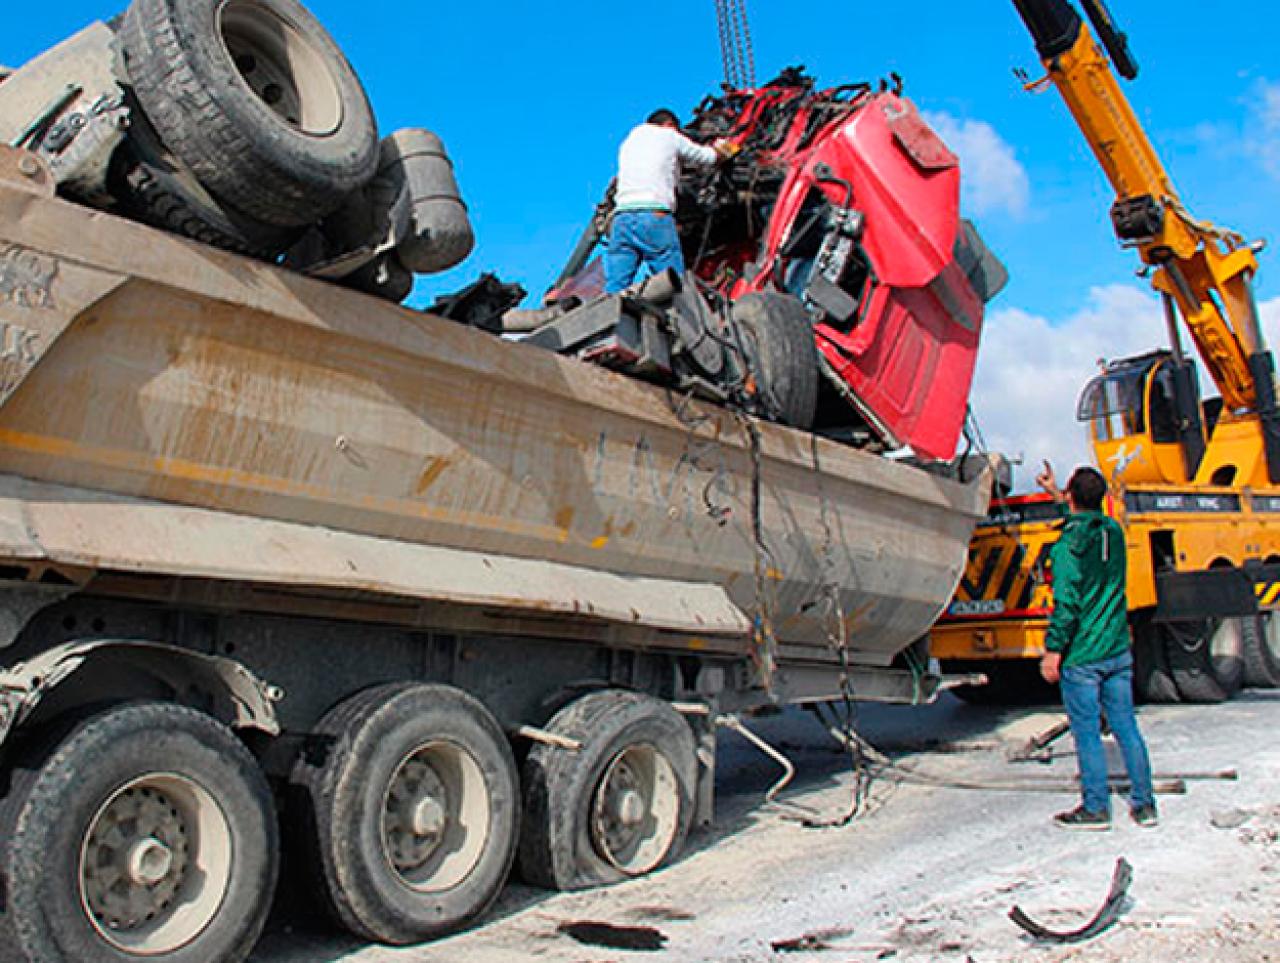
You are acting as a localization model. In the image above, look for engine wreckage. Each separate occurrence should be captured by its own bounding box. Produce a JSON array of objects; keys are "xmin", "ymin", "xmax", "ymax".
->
[{"xmin": 508, "ymin": 69, "xmax": 1008, "ymax": 461}]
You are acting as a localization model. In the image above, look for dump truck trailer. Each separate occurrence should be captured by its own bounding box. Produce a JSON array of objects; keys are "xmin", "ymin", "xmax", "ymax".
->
[
  {"xmin": 0, "ymin": 144, "xmax": 992, "ymax": 961},
  {"xmin": 0, "ymin": 1, "xmax": 1005, "ymax": 957}
]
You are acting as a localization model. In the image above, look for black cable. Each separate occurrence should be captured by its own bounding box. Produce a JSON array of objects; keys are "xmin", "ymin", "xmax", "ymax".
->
[{"xmin": 791, "ymin": 432, "xmax": 875, "ymax": 829}]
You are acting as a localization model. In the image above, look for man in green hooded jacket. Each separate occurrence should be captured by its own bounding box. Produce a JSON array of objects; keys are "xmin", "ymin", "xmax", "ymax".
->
[{"xmin": 1037, "ymin": 463, "xmax": 1156, "ymax": 830}]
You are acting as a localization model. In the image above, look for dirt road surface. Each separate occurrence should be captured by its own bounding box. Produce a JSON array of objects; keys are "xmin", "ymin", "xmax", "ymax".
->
[{"xmin": 253, "ymin": 690, "xmax": 1280, "ymax": 963}]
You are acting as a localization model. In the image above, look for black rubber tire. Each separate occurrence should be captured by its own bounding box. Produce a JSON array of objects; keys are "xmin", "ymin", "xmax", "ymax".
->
[
  {"xmin": 110, "ymin": 117, "xmax": 299, "ymax": 259},
  {"xmin": 1132, "ymin": 613, "xmax": 1180, "ymax": 704},
  {"xmin": 121, "ymin": 0, "xmax": 378, "ymax": 227},
  {"xmin": 289, "ymin": 683, "xmax": 519, "ymax": 945},
  {"xmin": 518, "ymin": 690, "xmax": 697, "ymax": 891},
  {"xmin": 0, "ymin": 702, "xmax": 277, "ymax": 963},
  {"xmin": 1164, "ymin": 616, "xmax": 1245, "ymax": 704},
  {"xmin": 945, "ymin": 661, "xmax": 1058, "ymax": 706},
  {"xmin": 1243, "ymin": 611, "xmax": 1280, "ymax": 688},
  {"xmin": 732, "ymin": 292, "xmax": 819, "ymax": 429}
]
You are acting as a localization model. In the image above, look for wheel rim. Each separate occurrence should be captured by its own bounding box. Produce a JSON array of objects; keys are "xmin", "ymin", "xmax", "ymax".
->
[
  {"xmin": 1210, "ymin": 617, "xmax": 1245, "ymax": 674},
  {"xmin": 218, "ymin": 1, "xmax": 344, "ymax": 136},
  {"xmin": 79, "ymin": 774, "xmax": 232, "ymax": 955},
  {"xmin": 589, "ymin": 743, "xmax": 680, "ymax": 876},
  {"xmin": 1263, "ymin": 612, "xmax": 1280, "ymax": 661},
  {"xmin": 380, "ymin": 741, "xmax": 491, "ymax": 893}
]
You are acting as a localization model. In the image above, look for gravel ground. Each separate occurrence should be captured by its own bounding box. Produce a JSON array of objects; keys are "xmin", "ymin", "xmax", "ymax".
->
[{"xmin": 253, "ymin": 689, "xmax": 1280, "ymax": 963}]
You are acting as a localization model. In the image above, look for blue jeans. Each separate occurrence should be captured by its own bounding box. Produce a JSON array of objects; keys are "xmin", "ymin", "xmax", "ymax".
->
[
  {"xmin": 1060, "ymin": 651, "xmax": 1155, "ymax": 814},
  {"xmin": 604, "ymin": 211, "xmax": 684, "ymax": 293}
]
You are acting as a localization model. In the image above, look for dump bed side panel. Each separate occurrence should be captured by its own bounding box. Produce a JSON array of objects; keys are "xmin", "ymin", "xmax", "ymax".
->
[{"xmin": 0, "ymin": 153, "xmax": 989, "ymax": 663}]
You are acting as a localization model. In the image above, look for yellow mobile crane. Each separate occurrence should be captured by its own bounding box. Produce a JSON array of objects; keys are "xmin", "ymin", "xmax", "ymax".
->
[{"xmin": 930, "ymin": 0, "xmax": 1280, "ymax": 703}]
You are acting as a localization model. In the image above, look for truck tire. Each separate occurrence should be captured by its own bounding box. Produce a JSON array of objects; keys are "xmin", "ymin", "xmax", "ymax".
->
[
  {"xmin": 120, "ymin": 0, "xmax": 379, "ymax": 227},
  {"xmin": 0, "ymin": 702, "xmax": 277, "ymax": 963},
  {"xmin": 1132, "ymin": 613, "xmax": 1179, "ymax": 704},
  {"xmin": 290, "ymin": 683, "xmax": 519, "ymax": 944},
  {"xmin": 518, "ymin": 690, "xmax": 697, "ymax": 891},
  {"xmin": 732, "ymin": 292, "xmax": 819, "ymax": 430},
  {"xmin": 1243, "ymin": 611, "xmax": 1280, "ymax": 688},
  {"xmin": 1164, "ymin": 616, "xmax": 1245, "ymax": 704},
  {"xmin": 112, "ymin": 146, "xmax": 299, "ymax": 260}
]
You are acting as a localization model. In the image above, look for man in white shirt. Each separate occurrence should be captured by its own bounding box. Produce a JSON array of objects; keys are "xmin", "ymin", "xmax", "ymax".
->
[{"xmin": 605, "ymin": 109, "xmax": 731, "ymax": 293}]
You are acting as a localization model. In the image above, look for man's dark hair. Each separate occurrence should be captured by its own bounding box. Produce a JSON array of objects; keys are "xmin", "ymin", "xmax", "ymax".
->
[
  {"xmin": 647, "ymin": 108, "xmax": 680, "ymax": 127},
  {"xmin": 1067, "ymin": 467, "xmax": 1107, "ymax": 511}
]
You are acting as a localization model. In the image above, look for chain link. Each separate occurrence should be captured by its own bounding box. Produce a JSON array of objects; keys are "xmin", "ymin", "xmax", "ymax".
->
[{"xmin": 714, "ymin": 0, "xmax": 755, "ymax": 89}]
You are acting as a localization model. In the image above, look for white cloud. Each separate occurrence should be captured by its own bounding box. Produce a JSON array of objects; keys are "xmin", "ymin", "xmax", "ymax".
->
[
  {"xmin": 972, "ymin": 290, "xmax": 1280, "ymax": 491},
  {"xmin": 924, "ymin": 111, "xmax": 1030, "ymax": 218},
  {"xmin": 1251, "ymin": 80, "xmax": 1280, "ymax": 179},
  {"xmin": 1264, "ymin": 296, "xmax": 1280, "ymax": 354},
  {"xmin": 969, "ymin": 285, "xmax": 1166, "ymax": 487}
]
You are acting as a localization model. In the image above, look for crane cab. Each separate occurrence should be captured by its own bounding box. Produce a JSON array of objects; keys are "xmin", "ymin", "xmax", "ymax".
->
[
  {"xmin": 1077, "ymin": 352, "xmax": 1204, "ymax": 486},
  {"xmin": 1079, "ymin": 351, "xmax": 1273, "ymax": 489}
]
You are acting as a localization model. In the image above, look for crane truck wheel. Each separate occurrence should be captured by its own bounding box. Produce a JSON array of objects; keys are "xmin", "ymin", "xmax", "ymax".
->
[
  {"xmin": 1131, "ymin": 613, "xmax": 1180, "ymax": 704},
  {"xmin": 289, "ymin": 683, "xmax": 519, "ymax": 944},
  {"xmin": 120, "ymin": 0, "xmax": 379, "ymax": 228},
  {"xmin": 1242, "ymin": 612, "xmax": 1280, "ymax": 688},
  {"xmin": 1162, "ymin": 616, "xmax": 1246, "ymax": 704},
  {"xmin": 731, "ymin": 293, "xmax": 820, "ymax": 430},
  {"xmin": 518, "ymin": 689, "xmax": 697, "ymax": 891},
  {"xmin": 0, "ymin": 702, "xmax": 278, "ymax": 963}
]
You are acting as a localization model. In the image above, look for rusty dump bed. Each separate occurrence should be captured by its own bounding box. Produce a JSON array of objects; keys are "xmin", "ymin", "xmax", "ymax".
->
[{"xmin": 0, "ymin": 148, "xmax": 988, "ymax": 670}]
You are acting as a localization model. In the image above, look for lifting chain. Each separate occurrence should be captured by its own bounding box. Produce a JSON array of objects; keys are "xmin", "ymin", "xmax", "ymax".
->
[{"xmin": 714, "ymin": 0, "xmax": 756, "ymax": 90}]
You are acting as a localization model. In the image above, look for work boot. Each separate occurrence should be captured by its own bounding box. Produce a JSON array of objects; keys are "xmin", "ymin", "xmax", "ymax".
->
[
  {"xmin": 1130, "ymin": 804, "xmax": 1159, "ymax": 828},
  {"xmin": 1053, "ymin": 806, "xmax": 1111, "ymax": 831}
]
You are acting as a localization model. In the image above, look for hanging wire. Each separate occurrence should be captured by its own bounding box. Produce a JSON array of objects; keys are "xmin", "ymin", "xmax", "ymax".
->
[{"xmin": 801, "ymin": 433, "xmax": 875, "ymax": 827}]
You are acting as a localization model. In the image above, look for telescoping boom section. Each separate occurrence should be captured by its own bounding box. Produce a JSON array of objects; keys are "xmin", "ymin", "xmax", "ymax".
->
[{"xmin": 1013, "ymin": 0, "xmax": 1280, "ymax": 483}]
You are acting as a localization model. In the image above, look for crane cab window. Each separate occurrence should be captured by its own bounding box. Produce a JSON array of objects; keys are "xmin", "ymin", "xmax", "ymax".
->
[
  {"xmin": 1077, "ymin": 368, "xmax": 1145, "ymax": 441},
  {"xmin": 1146, "ymin": 365, "xmax": 1180, "ymax": 444}
]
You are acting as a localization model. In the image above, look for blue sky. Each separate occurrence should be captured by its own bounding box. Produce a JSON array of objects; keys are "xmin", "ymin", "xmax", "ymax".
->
[{"xmin": 6, "ymin": 1, "xmax": 1280, "ymax": 478}]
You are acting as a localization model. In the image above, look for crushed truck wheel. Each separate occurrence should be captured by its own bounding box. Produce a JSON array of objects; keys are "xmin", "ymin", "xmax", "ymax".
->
[
  {"xmin": 290, "ymin": 683, "xmax": 519, "ymax": 945},
  {"xmin": 1243, "ymin": 611, "xmax": 1280, "ymax": 688},
  {"xmin": 0, "ymin": 702, "xmax": 278, "ymax": 963},
  {"xmin": 519, "ymin": 690, "xmax": 697, "ymax": 891},
  {"xmin": 1164, "ymin": 616, "xmax": 1245, "ymax": 704},
  {"xmin": 733, "ymin": 292, "xmax": 819, "ymax": 429},
  {"xmin": 121, "ymin": 0, "xmax": 379, "ymax": 227}
]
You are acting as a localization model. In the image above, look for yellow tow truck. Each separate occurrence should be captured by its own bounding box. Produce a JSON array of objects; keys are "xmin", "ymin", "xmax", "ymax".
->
[{"xmin": 931, "ymin": 0, "xmax": 1280, "ymax": 703}]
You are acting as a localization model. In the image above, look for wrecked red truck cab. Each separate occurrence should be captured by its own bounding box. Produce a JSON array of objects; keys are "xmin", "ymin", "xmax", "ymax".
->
[{"xmin": 545, "ymin": 70, "xmax": 1007, "ymax": 461}]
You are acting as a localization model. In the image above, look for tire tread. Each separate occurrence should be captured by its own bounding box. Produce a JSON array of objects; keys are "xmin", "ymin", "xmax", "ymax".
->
[{"xmin": 121, "ymin": 0, "xmax": 377, "ymax": 226}]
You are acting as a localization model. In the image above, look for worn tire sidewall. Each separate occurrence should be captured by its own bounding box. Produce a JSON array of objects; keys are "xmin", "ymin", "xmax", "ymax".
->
[
  {"xmin": 124, "ymin": 0, "xmax": 378, "ymax": 220},
  {"xmin": 1244, "ymin": 611, "xmax": 1280, "ymax": 688},
  {"xmin": 111, "ymin": 112, "xmax": 300, "ymax": 258},
  {"xmin": 322, "ymin": 686, "xmax": 520, "ymax": 944},
  {"xmin": 523, "ymin": 692, "xmax": 697, "ymax": 890},
  {"xmin": 733, "ymin": 292, "xmax": 819, "ymax": 429},
  {"xmin": 1132, "ymin": 613, "xmax": 1179, "ymax": 703},
  {"xmin": 0, "ymin": 702, "xmax": 277, "ymax": 963}
]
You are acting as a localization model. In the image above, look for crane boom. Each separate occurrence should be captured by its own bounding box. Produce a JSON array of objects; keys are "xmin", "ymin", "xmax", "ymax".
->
[{"xmin": 1012, "ymin": 0, "xmax": 1280, "ymax": 479}]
